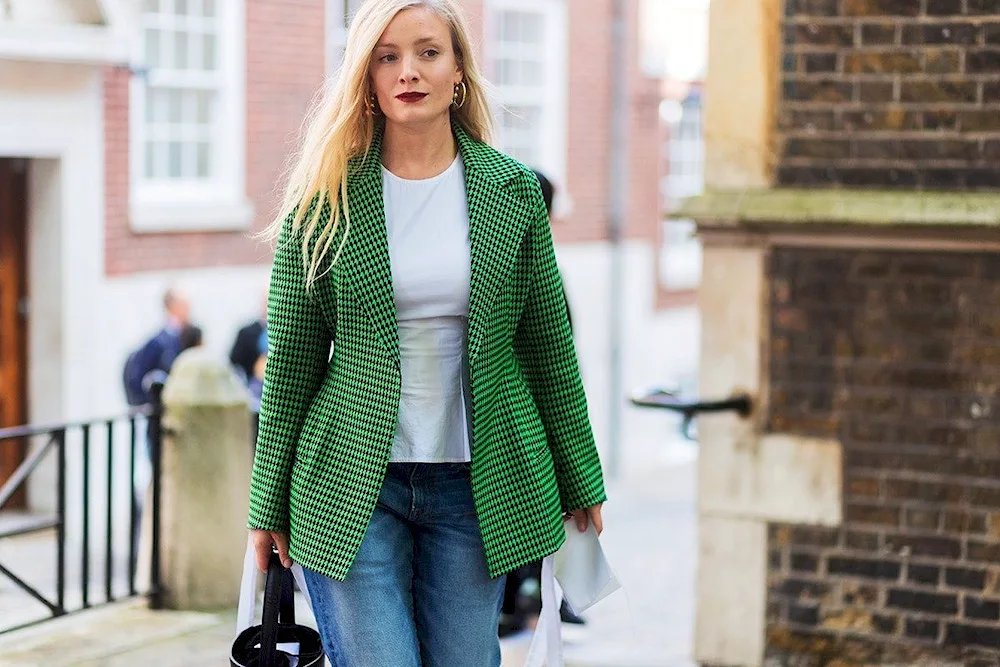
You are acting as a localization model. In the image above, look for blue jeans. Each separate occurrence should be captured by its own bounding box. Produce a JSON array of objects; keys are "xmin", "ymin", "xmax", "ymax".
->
[{"xmin": 302, "ymin": 463, "xmax": 506, "ymax": 667}]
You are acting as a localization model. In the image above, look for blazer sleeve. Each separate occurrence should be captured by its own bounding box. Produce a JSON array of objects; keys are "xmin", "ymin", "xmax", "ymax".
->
[
  {"xmin": 513, "ymin": 186, "xmax": 607, "ymax": 513},
  {"xmin": 247, "ymin": 218, "xmax": 332, "ymax": 532}
]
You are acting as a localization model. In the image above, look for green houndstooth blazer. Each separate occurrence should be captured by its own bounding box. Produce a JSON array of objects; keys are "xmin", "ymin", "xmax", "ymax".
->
[{"xmin": 248, "ymin": 120, "xmax": 606, "ymax": 580}]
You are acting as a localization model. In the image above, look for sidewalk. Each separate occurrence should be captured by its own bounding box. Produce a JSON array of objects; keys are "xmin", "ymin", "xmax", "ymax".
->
[{"xmin": 0, "ymin": 443, "xmax": 698, "ymax": 667}]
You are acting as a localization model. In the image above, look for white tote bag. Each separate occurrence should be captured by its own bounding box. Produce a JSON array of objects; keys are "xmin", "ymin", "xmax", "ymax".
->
[
  {"xmin": 522, "ymin": 521, "xmax": 622, "ymax": 667},
  {"xmin": 234, "ymin": 536, "xmax": 320, "ymax": 667}
]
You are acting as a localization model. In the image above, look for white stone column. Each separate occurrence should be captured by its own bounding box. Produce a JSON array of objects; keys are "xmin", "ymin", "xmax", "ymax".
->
[{"xmin": 158, "ymin": 349, "xmax": 251, "ymax": 611}]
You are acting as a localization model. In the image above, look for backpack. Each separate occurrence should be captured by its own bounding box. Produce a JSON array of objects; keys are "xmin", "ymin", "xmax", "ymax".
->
[
  {"xmin": 123, "ymin": 348, "xmax": 147, "ymax": 407},
  {"xmin": 123, "ymin": 334, "xmax": 163, "ymax": 406}
]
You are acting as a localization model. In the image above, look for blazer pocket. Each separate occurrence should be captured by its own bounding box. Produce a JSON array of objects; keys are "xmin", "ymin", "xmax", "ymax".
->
[
  {"xmin": 522, "ymin": 425, "xmax": 549, "ymax": 463},
  {"xmin": 508, "ymin": 378, "xmax": 548, "ymax": 461},
  {"xmin": 290, "ymin": 438, "xmax": 313, "ymax": 475},
  {"xmin": 510, "ymin": 373, "xmax": 543, "ymax": 423}
]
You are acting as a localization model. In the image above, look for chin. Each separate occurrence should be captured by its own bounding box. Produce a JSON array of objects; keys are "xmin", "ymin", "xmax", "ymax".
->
[{"xmin": 386, "ymin": 107, "xmax": 450, "ymax": 127}]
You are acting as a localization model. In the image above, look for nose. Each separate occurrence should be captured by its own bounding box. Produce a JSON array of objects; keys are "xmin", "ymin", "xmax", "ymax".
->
[{"xmin": 398, "ymin": 55, "xmax": 419, "ymax": 83}]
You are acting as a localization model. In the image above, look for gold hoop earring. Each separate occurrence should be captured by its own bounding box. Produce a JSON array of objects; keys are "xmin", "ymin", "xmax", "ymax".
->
[
  {"xmin": 452, "ymin": 81, "xmax": 468, "ymax": 109},
  {"xmin": 365, "ymin": 92, "xmax": 381, "ymax": 116}
]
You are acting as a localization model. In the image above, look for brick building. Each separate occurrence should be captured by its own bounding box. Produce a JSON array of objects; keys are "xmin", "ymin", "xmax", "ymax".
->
[
  {"xmin": 0, "ymin": 1, "xmax": 662, "ymax": 516},
  {"xmin": 682, "ymin": 0, "xmax": 1000, "ymax": 665}
]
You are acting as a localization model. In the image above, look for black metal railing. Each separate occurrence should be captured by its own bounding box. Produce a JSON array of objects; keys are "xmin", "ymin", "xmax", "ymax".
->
[{"xmin": 0, "ymin": 385, "xmax": 164, "ymax": 634}]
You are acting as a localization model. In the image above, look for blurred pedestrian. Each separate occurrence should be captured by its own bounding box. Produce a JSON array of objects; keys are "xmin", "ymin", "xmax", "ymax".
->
[
  {"xmin": 248, "ymin": 352, "xmax": 266, "ymax": 414},
  {"xmin": 246, "ymin": 1, "xmax": 606, "ymax": 665},
  {"xmin": 124, "ymin": 288, "xmax": 195, "ymax": 566},
  {"xmin": 122, "ymin": 287, "xmax": 191, "ymax": 407},
  {"xmin": 230, "ymin": 291, "xmax": 267, "ymax": 384}
]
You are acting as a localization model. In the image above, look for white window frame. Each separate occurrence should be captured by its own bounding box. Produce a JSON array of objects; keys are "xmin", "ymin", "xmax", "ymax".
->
[
  {"xmin": 484, "ymin": 0, "xmax": 568, "ymax": 210},
  {"xmin": 326, "ymin": 0, "xmax": 364, "ymax": 76},
  {"xmin": 659, "ymin": 93, "xmax": 704, "ymax": 293},
  {"xmin": 129, "ymin": 0, "xmax": 252, "ymax": 233}
]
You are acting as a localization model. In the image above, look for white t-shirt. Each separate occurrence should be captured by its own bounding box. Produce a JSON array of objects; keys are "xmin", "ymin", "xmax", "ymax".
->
[{"xmin": 383, "ymin": 155, "xmax": 472, "ymax": 463}]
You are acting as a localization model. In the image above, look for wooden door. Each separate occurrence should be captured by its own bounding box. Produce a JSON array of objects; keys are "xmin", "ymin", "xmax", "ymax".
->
[{"xmin": 0, "ymin": 159, "xmax": 28, "ymax": 509}]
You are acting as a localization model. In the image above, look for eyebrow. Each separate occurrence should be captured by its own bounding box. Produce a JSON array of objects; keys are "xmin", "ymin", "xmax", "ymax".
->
[{"xmin": 374, "ymin": 37, "xmax": 443, "ymax": 49}]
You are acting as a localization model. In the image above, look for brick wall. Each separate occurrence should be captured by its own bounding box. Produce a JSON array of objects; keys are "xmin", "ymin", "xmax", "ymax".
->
[
  {"xmin": 562, "ymin": 0, "xmax": 611, "ymax": 243},
  {"xmin": 560, "ymin": 0, "xmax": 660, "ymax": 244},
  {"xmin": 103, "ymin": 65, "xmax": 130, "ymax": 274},
  {"xmin": 778, "ymin": 0, "xmax": 1000, "ymax": 190},
  {"xmin": 105, "ymin": 0, "xmax": 325, "ymax": 275},
  {"xmin": 766, "ymin": 246, "xmax": 1000, "ymax": 663},
  {"xmin": 246, "ymin": 0, "xmax": 327, "ymax": 242},
  {"xmin": 626, "ymin": 6, "xmax": 663, "ymax": 245}
]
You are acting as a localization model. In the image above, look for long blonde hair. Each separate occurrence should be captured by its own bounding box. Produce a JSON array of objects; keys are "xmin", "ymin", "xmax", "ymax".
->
[{"xmin": 263, "ymin": 0, "xmax": 495, "ymax": 288}]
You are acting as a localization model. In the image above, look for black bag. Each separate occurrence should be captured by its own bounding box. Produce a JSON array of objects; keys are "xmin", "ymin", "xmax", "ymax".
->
[{"xmin": 230, "ymin": 552, "xmax": 324, "ymax": 667}]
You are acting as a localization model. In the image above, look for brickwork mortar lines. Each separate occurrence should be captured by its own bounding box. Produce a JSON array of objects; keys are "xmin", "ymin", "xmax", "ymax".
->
[{"xmin": 778, "ymin": 0, "xmax": 1000, "ymax": 189}]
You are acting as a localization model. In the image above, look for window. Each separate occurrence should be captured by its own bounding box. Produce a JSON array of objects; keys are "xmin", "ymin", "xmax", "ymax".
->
[
  {"xmin": 326, "ymin": 0, "xmax": 364, "ymax": 75},
  {"xmin": 499, "ymin": 105, "xmax": 542, "ymax": 166},
  {"xmin": 131, "ymin": 0, "xmax": 251, "ymax": 232},
  {"xmin": 659, "ymin": 89, "xmax": 704, "ymax": 294},
  {"xmin": 664, "ymin": 93, "xmax": 704, "ymax": 204},
  {"xmin": 486, "ymin": 0, "xmax": 567, "ymax": 199}
]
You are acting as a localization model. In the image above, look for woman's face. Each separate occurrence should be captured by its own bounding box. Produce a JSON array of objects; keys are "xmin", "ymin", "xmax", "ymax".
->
[{"xmin": 369, "ymin": 6, "xmax": 462, "ymax": 129}]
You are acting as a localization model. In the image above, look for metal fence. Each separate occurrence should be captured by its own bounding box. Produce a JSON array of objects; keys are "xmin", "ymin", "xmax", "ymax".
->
[{"xmin": 0, "ymin": 387, "xmax": 164, "ymax": 634}]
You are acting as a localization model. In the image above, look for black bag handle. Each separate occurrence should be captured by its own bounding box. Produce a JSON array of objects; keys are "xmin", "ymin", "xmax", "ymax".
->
[
  {"xmin": 279, "ymin": 561, "xmax": 296, "ymax": 625},
  {"xmin": 258, "ymin": 550, "xmax": 297, "ymax": 666}
]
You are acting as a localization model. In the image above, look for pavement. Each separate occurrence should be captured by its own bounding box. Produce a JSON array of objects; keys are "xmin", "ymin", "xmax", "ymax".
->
[{"xmin": 0, "ymin": 438, "xmax": 698, "ymax": 667}]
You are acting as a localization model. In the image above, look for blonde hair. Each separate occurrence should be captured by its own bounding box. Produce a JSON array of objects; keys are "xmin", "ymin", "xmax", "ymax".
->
[{"xmin": 263, "ymin": 0, "xmax": 494, "ymax": 288}]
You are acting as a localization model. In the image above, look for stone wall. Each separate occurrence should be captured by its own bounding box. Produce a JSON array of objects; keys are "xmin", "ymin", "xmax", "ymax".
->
[{"xmin": 766, "ymin": 246, "xmax": 1000, "ymax": 662}]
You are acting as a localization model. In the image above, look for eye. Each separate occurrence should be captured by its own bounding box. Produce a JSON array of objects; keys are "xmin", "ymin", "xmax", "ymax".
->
[
  {"xmin": 379, "ymin": 53, "xmax": 397, "ymax": 63},
  {"xmin": 423, "ymin": 49, "xmax": 439, "ymax": 57}
]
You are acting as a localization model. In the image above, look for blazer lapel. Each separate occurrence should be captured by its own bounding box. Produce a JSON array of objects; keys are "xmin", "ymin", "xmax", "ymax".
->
[
  {"xmin": 456, "ymin": 125, "xmax": 535, "ymax": 361},
  {"xmin": 341, "ymin": 123, "xmax": 400, "ymax": 366}
]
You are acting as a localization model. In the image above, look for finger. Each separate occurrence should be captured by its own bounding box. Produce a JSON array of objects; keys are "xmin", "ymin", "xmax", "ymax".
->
[
  {"xmin": 272, "ymin": 532, "xmax": 293, "ymax": 568},
  {"xmin": 574, "ymin": 511, "xmax": 588, "ymax": 533},
  {"xmin": 253, "ymin": 535, "xmax": 271, "ymax": 574},
  {"xmin": 589, "ymin": 507, "xmax": 604, "ymax": 536}
]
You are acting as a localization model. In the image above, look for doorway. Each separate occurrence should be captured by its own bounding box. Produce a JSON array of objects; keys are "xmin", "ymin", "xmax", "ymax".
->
[{"xmin": 0, "ymin": 158, "xmax": 28, "ymax": 509}]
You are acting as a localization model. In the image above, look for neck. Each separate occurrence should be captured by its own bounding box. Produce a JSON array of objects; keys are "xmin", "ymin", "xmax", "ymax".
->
[{"xmin": 381, "ymin": 116, "xmax": 457, "ymax": 180}]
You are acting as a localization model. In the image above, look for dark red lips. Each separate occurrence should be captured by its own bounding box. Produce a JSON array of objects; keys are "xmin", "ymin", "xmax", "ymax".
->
[{"xmin": 396, "ymin": 92, "xmax": 428, "ymax": 103}]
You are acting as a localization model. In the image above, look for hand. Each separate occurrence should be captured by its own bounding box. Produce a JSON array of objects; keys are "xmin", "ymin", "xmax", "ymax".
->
[
  {"xmin": 251, "ymin": 529, "xmax": 292, "ymax": 573},
  {"xmin": 567, "ymin": 503, "xmax": 604, "ymax": 536}
]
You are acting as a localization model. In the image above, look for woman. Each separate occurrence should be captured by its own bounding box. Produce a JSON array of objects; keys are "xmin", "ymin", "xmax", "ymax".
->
[{"xmin": 247, "ymin": 1, "xmax": 606, "ymax": 665}]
